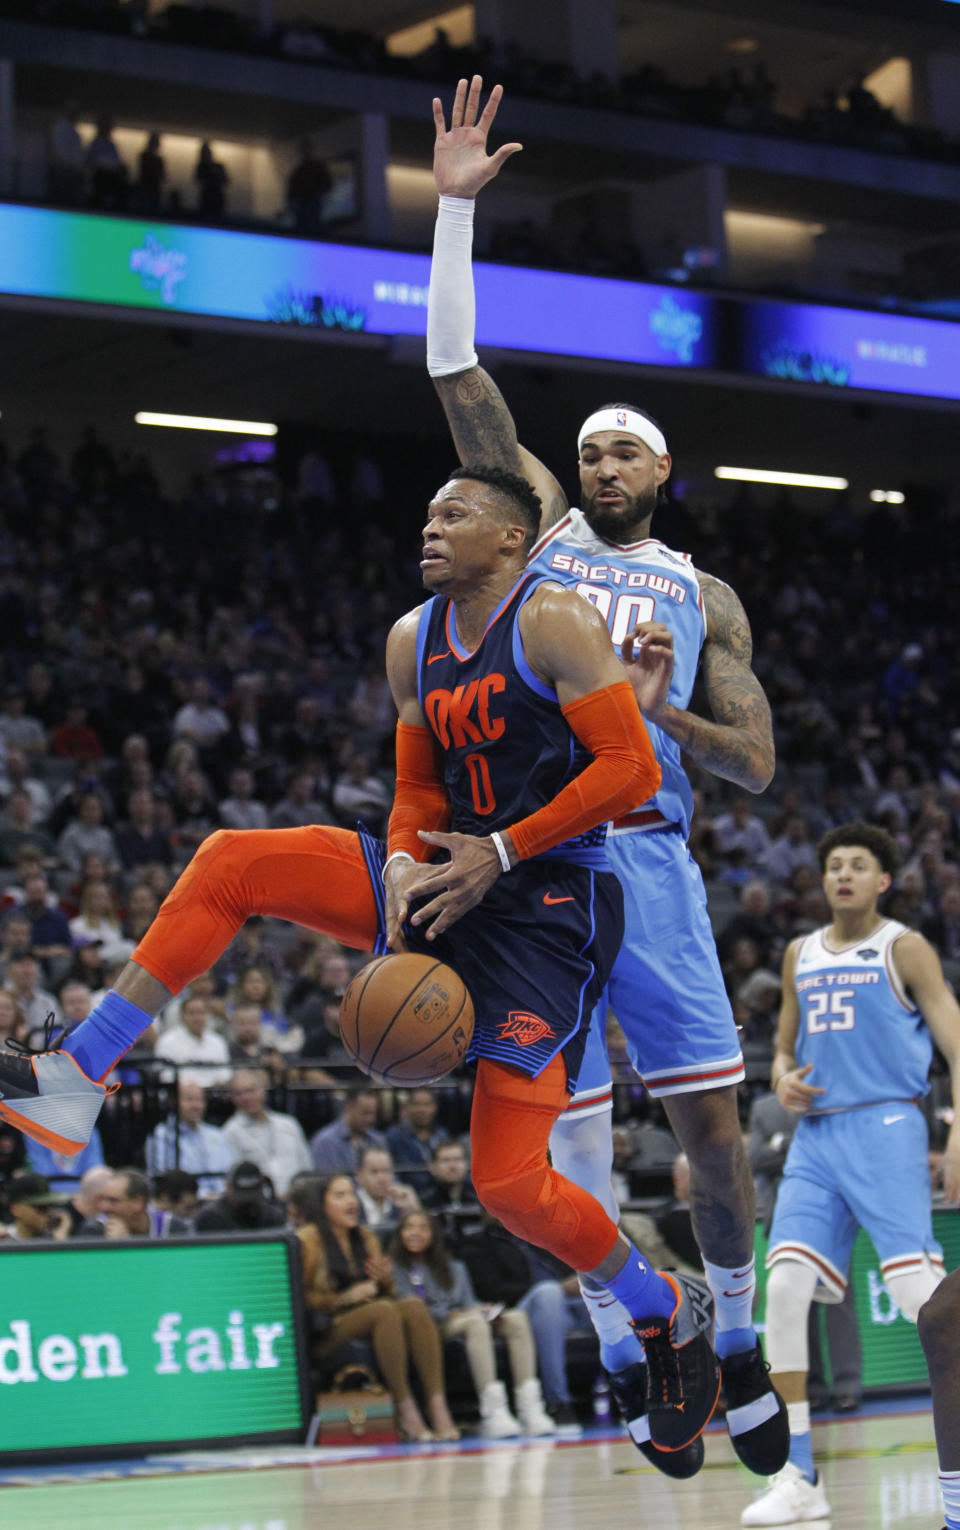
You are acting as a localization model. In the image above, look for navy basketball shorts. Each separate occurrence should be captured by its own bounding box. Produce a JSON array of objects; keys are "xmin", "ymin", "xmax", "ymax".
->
[{"xmin": 358, "ymin": 831, "xmax": 624, "ymax": 1088}]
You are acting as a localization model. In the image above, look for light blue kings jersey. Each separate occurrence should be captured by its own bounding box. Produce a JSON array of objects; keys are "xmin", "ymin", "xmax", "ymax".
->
[
  {"xmin": 793, "ymin": 919, "xmax": 933, "ymax": 1112},
  {"xmin": 529, "ymin": 508, "xmax": 706, "ymax": 834}
]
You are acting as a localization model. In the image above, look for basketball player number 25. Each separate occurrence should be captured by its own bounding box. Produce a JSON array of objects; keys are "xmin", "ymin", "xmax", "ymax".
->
[
  {"xmin": 576, "ymin": 586, "xmax": 655, "ymax": 645},
  {"xmin": 806, "ymin": 990, "xmax": 855, "ymax": 1033}
]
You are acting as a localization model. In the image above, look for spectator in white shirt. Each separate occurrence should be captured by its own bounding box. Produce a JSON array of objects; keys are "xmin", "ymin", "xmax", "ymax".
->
[
  {"xmin": 355, "ymin": 1144, "xmax": 420, "ymax": 1234},
  {"xmin": 222, "ymin": 1068, "xmax": 313, "ymax": 1196},
  {"xmin": 154, "ymin": 993, "xmax": 232, "ymax": 1088},
  {"xmin": 712, "ymin": 794, "xmax": 772, "ymax": 872},
  {"xmin": 763, "ymin": 813, "xmax": 820, "ymax": 885},
  {"xmin": 146, "ymin": 1079, "xmax": 236, "ymax": 1196},
  {"xmin": 173, "ymin": 678, "xmax": 230, "ymax": 752},
  {"xmin": 218, "ymin": 767, "xmax": 269, "ymax": 831}
]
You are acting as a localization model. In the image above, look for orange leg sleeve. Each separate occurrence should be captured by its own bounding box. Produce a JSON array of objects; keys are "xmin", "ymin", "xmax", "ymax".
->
[
  {"xmin": 133, "ymin": 826, "xmax": 380, "ymax": 996},
  {"xmin": 470, "ymin": 1055, "xmax": 620, "ymax": 1274}
]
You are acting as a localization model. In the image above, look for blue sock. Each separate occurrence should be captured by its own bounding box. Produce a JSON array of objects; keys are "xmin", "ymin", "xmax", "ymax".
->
[
  {"xmin": 604, "ymin": 1247, "xmax": 677, "ymax": 1322},
  {"xmin": 715, "ymin": 1325, "xmax": 757, "ymax": 1360},
  {"xmin": 789, "ymin": 1429, "xmax": 815, "ymax": 1483},
  {"xmin": 602, "ymin": 1334, "xmax": 645, "ymax": 1373},
  {"xmin": 61, "ymin": 991, "xmax": 153, "ymax": 1081}
]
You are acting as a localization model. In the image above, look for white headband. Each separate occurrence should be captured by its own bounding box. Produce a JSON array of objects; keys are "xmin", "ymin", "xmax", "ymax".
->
[{"xmin": 578, "ymin": 408, "xmax": 668, "ymax": 459}]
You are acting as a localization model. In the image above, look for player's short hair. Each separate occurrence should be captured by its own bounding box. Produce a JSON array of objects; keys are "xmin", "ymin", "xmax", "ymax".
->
[
  {"xmin": 816, "ymin": 821, "xmax": 900, "ymax": 876},
  {"xmin": 445, "ymin": 463, "xmax": 543, "ymax": 548}
]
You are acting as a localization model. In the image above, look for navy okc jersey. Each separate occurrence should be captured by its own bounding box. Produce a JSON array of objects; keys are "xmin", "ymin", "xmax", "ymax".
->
[{"xmin": 415, "ymin": 571, "xmax": 607, "ymax": 867}]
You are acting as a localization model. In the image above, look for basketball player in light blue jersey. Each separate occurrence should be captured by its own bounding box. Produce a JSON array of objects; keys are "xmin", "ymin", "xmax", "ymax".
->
[
  {"xmin": 427, "ymin": 77, "xmax": 785, "ymax": 1479},
  {"xmin": 742, "ymin": 820, "xmax": 960, "ymax": 1527}
]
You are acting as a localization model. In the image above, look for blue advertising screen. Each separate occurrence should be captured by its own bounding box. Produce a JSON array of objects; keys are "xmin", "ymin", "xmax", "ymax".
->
[
  {"xmin": 740, "ymin": 297, "xmax": 960, "ymax": 401},
  {"xmin": 0, "ymin": 203, "xmax": 718, "ymax": 371}
]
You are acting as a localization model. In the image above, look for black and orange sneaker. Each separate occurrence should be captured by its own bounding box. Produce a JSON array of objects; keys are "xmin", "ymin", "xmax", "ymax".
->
[
  {"xmin": 630, "ymin": 1272, "xmax": 721, "ymax": 1452},
  {"xmin": 0, "ymin": 1026, "xmax": 111, "ymax": 1154},
  {"xmin": 721, "ymin": 1342, "xmax": 790, "ymax": 1476},
  {"xmin": 607, "ymin": 1360, "xmax": 705, "ymax": 1478}
]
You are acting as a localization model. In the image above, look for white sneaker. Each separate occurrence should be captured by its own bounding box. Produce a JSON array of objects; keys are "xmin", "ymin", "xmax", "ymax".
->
[
  {"xmin": 514, "ymin": 1378, "xmax": 557, "ymax": 1437},
  {"xmin": 480, "ymin": 1381, "xmax": 521, "ymax": 1438},
  {"xmin": 741, "ymin": 1462, "xmax": 830, "ymax": 1525}
]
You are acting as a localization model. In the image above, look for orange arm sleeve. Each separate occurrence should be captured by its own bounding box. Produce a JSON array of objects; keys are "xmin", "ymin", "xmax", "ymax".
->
[
  {"xmin": 387, "ymin": 720, "xmax": 451, "ymax": 861},
  {"xmin": 507, "ymin": 680, "xmax": 661, "ymax": 862}
]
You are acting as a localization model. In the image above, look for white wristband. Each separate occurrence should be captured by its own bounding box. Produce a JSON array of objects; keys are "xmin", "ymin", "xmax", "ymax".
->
[
  {"xmin": 490, "ymin": 831, "xmax": 511, "ymax": 873},
  {"xmin": 382, "ymin": 850, "xmax": 415, "ymax": 883},
  {"xmin": 427, "ymin": 195, "xmax": 479, "ymax": 378}
]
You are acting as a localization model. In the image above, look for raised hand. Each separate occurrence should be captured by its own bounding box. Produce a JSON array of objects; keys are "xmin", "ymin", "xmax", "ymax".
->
[
  {"xmin": 433, "ymin": 75, "xmax": 522, "ymax": 198},
  {"xmin": 621, "ymin": 620, "xmax": 675, "ymax": 719}
]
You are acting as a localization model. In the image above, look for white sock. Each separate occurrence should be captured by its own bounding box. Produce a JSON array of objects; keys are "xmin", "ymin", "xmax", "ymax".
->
[
  {"xmin": 941, "ymin": 1468, "xmax": 960, "ymax": 1528},
  {"xmin": 702, "ymin": 1254, "xmax": 756, "ymax": 1334}
]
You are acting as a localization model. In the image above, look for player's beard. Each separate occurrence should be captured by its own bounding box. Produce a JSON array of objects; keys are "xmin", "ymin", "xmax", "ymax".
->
[{"xmin": 581, "ymin": 481, "xmax": 658, "ymax": 543}]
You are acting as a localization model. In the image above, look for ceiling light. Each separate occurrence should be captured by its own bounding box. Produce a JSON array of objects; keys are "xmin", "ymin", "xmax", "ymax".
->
[
  {"xmin": 715, "ymin": 466, "xmax": 848, "ymax": 490},
  {"xmin": 134, "ymin": 412, "xmax": 278, "ymax": 436},
  {"xmin": 869, "ymin": 489, "xmax": 905, "ymax": 503}
]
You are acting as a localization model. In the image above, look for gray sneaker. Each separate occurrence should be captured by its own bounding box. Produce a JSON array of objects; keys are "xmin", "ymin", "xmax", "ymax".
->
[
  {"xmin": 0, "ymin": 1034, "xmax": 111, "ymax": 1154},
  {"xmin": 630, "ymin": 1271, "xmax": 720, "ymax": 1452}
]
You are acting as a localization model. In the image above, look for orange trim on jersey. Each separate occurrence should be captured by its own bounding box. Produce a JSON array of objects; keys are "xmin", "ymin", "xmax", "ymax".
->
[
  {"xmin": 884, "ymin": 932, "xmax": 917, "ymax": 1013},
  {"xmin": 567, "ymin": 1088, "xmax": 614, "ymax": 1111},
  {"xmin": 444, "ymin": 572, "xmax": 536, "ymax": 660},
  {"xmin": 643, "ymin": 1060, "xmax": 745, "ymax": 1090},
  {"xmin": 769, "ymin": 1242, "xmax": 844, "ymax": 1289},
  {"xmin": 507, "ymin": 680, "xmax": 660, "ymax": 861},
  {"xmin": 529, "ymin": 513, "xmax": 573, "ymax": 559}
]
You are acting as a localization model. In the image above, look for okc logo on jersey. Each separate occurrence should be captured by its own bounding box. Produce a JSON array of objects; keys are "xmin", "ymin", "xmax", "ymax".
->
[
  {"xmin": 425, "ymin": 675, "xmax": 506, "ymax": 749},
  {"xmin": 497, "ymin": 1011, "xmax": 555, "ymax": 1048}
]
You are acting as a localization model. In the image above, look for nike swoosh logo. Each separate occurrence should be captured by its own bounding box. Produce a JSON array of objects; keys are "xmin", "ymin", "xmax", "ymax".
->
[
  {"xmin": 722, "ymin": 1287, "xmax": 752, "ymax": 1298},
  {"xmin": 426, "ymin": 650, "xmax": 452, "ymax": 665},
  {"xmin": 883, "ymin": 1114, "xmax": 905, "ymax": 1126},
  {"xmin": 543, "ymin": 893, "xmax": 575, "ymax": 906}
]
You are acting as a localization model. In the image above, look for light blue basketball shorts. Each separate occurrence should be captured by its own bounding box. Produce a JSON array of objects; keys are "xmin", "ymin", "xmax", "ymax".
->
[
  {"xmin": 767, "ymin": 1103, "xmax": 944, "ymax": 1299},
  {"xmin": 566, "ymin": 828, "xmax": 744, "ymax": 1116}
]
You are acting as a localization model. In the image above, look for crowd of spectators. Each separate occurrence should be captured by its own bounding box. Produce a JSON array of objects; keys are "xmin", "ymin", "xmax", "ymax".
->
[
  {"xmin": 8, "ymin": 0, "xmax": 959, "ymax": 174},
  {"xmin": 1, "ymin": 412, "xmax": 959, "ymax": 1417}
]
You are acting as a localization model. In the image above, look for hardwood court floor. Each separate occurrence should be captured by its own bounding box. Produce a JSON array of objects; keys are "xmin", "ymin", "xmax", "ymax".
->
[{"xmin": 0, "ymin": 1407, "xmax": 943, "ymax": 1530}]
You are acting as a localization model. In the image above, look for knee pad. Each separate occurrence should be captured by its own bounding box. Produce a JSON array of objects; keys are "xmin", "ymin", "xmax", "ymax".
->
[
  {"xmin": 885, "ymin": 1259, "xmax": 943, "ymax": 1324},
  {"xmin": 474, "ymin": 1162, "xmax": 550, "ymax": 1228},
  {"xmin": 764, "ymin": 1259, "xmax": 818, "ymax": 1374}
]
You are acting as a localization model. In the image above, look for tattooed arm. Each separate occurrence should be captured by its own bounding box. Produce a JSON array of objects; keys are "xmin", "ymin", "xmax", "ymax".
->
[
  {"xmin": 646, "ymin": 572, "xmax": 775, "ymax": 793},
  {"xmin": 433, "ymin": 367, "xmax": 569, "ymax": 533}
]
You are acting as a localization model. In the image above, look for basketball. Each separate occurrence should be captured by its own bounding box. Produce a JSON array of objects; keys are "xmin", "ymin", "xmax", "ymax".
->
[{"xmin": 339, "ymin": 953, "xmax": 475, "ymax": 1085}]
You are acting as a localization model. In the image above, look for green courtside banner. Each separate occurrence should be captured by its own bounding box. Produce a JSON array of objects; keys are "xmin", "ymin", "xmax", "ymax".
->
[
  {"xmin": 753, "ymin": 1208, "xmax": 960, "ymax": 1391},
  {"xmin": 0, "ymin": 1234, "xmax": 310, "ymax": 1460}
]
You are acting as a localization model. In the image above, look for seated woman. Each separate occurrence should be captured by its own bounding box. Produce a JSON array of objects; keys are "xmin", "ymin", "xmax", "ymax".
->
[
  {"xmin": 228, "ymin": 962, "xmax": 301, "ymax": 1054},
  {"xmin": 289, "ymin": 1175, "xmax": 459, "ymax": 1442},
  {"xmin": 389, "ymin": 1209, "xmax": 555, "ymax": 1438}
]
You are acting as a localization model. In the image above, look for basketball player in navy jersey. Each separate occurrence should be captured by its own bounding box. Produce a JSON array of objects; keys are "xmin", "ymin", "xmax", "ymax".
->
[
  {"xmin": 741, "ymin": 821, "xmax": 960, "ymax": 1526},
  {"xmin": 0, "ymin": 464, "xmax": 723, "ymax": 1452},
  {"xmin": 427, "ymin": 77, "xmax": 782, "ymax": 1478}
]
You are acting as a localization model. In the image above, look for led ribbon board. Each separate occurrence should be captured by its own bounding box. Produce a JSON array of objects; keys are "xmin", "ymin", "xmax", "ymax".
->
[
  {"xmin": 740, "ymin": 296, "xmax": 960, "ymax": 400},
  {"xmin": 0, "ymin": 202, "xmax": 716, "ymax": 368}
]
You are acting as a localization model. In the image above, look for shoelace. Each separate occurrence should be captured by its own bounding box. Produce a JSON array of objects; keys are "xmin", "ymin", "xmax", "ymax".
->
[
  {"xmin": 642, "ymin": 1325, "xmax": 681, "ymax": 1406},
  {"xmin": 5, "ymin": 1010, "xmax": 67, "ymax": 1056}
]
